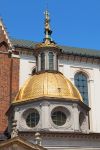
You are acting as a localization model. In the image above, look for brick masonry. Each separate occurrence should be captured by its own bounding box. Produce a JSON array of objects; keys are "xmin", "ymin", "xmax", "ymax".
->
[{"xmin": 0, "ymin": 26, "xmax": 19, "ymax": 133}]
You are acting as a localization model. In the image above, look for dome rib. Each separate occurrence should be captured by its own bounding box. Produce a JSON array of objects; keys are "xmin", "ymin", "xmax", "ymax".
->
[{"xmin": 55, "ymin": 73, "xmax": 59, "ymax": 96}]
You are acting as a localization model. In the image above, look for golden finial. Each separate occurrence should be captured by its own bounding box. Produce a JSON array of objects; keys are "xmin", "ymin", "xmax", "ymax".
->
[{"xmin": 44, "ymin": 10, "xmax": 52, "ymax": 43}]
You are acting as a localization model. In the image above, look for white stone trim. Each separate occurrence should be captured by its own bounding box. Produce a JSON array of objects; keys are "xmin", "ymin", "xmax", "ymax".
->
[{"xmin": 0, "ymin": 18, "xmax": 12, "ymax": 48}]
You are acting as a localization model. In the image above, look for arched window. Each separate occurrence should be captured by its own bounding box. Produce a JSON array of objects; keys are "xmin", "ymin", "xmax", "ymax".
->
[
  {"xmin": 74, "ymin": 72, "xmax": 88, "ymax": 105},
  {"xmin": 49, "ymin": 52, "xmax": 54, "ymax": 70},
  {"xmin": 41, "ymin": 52, "xmax": 45, "ymax": 70}
]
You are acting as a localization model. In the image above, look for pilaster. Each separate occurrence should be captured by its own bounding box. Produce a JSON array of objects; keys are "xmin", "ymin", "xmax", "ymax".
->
[
  {"xmin": 73, "ymin": 104, "xmax": 79, "ymax": 131},
  {"xmin": 41, "ymin": 101, "xmax": 50, "ymax": 130}
]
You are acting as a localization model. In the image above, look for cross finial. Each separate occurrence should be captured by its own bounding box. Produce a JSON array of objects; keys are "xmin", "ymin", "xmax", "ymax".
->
[{"xmin": 44, "ymin": 9, "xmax": 52, "ymax": 43}]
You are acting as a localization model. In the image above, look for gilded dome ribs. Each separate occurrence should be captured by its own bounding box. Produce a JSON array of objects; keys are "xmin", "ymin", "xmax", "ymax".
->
[
  {"xmin": 55, "ymin": 74, "xmax": 62, "ymax": 97},
  {"xmin": 13, "ymin": 71, "xmax": 82, "ymax": 104}
]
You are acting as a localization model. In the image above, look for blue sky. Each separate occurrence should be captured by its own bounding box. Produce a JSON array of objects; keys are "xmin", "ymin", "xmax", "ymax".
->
[{"xmin": 0, "ymin": 0, "xmax": 100, "ymax": 50}]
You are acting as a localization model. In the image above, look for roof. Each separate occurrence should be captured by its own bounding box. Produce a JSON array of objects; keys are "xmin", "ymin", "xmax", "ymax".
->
[
  {"xmin": 0, "ymin": 136, "xmax": 46, "ymax": 150},
  {"xmin": 13, "ymin": 71, "xmax": 82, "ymax": 104},
  {"xmin": 11, "ymin": 38, "xmax": 100, "ymax": 58},
  {"xmin": 61, "ymin": 45, "xmax": 100, "ymax": 58},
  {"xmin": 11, "ymin": 38, "xmax": 36, "ymax": 49}
]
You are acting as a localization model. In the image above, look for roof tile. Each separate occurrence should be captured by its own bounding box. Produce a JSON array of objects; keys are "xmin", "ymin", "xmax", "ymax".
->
[{"xmin": 11, "ymin": 38, "xmax": 100, "ymax": 58}]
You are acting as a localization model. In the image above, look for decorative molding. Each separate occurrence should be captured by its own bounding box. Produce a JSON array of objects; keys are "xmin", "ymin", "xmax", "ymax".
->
[
  {"xmin": 60, "ymin": 53, "xmax": 100, "ymax": 65},
  {"xmin": 19, "ymin": 131, "xmax": 100, "ymax": 140},
  {"xmin": 0, "ymin": 19, "xmax": 12, "ymax": 48},
  {"xmin": 70, "ymin": 66, "xmax": 93, "ymax": 70}
]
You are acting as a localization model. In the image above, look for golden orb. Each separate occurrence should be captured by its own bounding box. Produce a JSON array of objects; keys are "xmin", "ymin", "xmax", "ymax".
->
[{"xmin": 13, "ymin": 71, "xmax": 82, "ymax": 104}]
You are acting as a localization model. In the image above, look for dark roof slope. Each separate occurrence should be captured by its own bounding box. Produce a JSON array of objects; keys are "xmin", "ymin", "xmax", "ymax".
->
[
  {"xmin": 61, "ymin": 45, "xmax": 100, "ymax": 58},
  {"xmin": 11, "ymin": 39, "xmax": 36, "ymax": 49},
  {"xmin": 11, "ymin": 38, "xmax": 100, "ymax": 58}
]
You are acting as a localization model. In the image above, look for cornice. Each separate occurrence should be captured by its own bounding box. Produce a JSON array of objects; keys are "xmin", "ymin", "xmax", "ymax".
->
[{"xmin": 19, "ymin": 131, "xmax": 100, "ymax": 140}]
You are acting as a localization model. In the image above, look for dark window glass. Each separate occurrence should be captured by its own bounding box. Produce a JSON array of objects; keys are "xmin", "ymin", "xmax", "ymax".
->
[
  {"xmin": 26, "ymin": 110, "xmax": 39, "ymax": 128},
  {"xmin": 74, "ymin": 72, "xmax": 88, "ymax": 105},
  {"xmin": 49, "ymin": 52, "xmax": 54, "ymax": 70},
  {"xmin": 41, "ymin": 53, "xmax": 45, "ymax": 70},
  {"xmin": 52, "ymin": 111, "xmax": 66, "ymax": 126}
]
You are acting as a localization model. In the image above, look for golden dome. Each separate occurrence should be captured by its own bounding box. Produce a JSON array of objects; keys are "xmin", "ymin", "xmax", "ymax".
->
[{"xmin": 13, "ymin": 71, "xmax": 82, "ymax": 104}]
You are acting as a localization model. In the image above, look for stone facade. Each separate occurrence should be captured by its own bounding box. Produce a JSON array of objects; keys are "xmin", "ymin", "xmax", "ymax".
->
[
  {"xmin": 0, "ymin": 15, "xmax": 100, "ymax": 150},
  {"xmin": 10, "ymin": 100, "xmax": 89, "ymax": 133}
]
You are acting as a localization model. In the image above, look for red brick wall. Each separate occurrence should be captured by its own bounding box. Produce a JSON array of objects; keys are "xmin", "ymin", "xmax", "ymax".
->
[
  {"xmin": 0, "ymin": 44, "xmax": 19, "ymax": 133},
  {"xmin": 0, "ymin": 24, "xmax": 19, "ymax": 133}
]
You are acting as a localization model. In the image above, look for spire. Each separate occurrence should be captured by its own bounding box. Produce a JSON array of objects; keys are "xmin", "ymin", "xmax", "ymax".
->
[{"xmin": 44, "ymin": 10, "xmax": 52, "ymax": 43}]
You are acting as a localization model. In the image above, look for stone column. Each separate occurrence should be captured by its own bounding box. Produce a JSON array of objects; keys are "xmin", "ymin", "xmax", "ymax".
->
[
  {"xmin": 88, "ymin": 79, "xmax": 95, "ymax": 131},
  {"xmin": 54, "ymin": 53, "xmax": 57, "ymax": 70},
  {"xmin": 38, "ymin": 54, "xmax": 41, "ymax": 71},
  {"xmin": 14, "ymin": 107, "xmax": 20, "ymax": 129},
  {"xmin": 41, "ymin": 101, "xmax": 50, "ymax": 130},
  {"xmin": 45, "ymin": 51, "xmax": 48, "ymax": 70},
  {"xmin": 73, "ymin": 104, "xmax": 79, "ymax": 131}
]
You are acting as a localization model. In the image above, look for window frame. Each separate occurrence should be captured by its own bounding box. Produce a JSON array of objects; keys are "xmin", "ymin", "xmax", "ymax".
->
[
  {"xmin": 41, "ymin": 52, "xmax": 45, "ymax": 71},
  {"xmin": 48, "ymin": 51, "xmax": 54, "ymax": 70},
  {"xmin": 25, "ymin": 109, "xmax": 40, "ymax": 128},
  {"xmin": 51, "ymin": 110, "xmax": 67, "ymax": 126},
  {"xmin": 51, "ymin": 106, "xmax": 71, "ymax": 128},
  {"xmin": 74, "ymin": 72, "xmax": 89, "ymax": 105}
]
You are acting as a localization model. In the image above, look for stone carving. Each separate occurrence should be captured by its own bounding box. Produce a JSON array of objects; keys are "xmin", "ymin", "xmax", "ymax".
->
[
  {"xmin": 35, "ymin": 132, "xmax": 42, "ymax": 146},
  {"xmin": 11, "ymin": 120, "xmax": 18, "ymax": 138}
]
